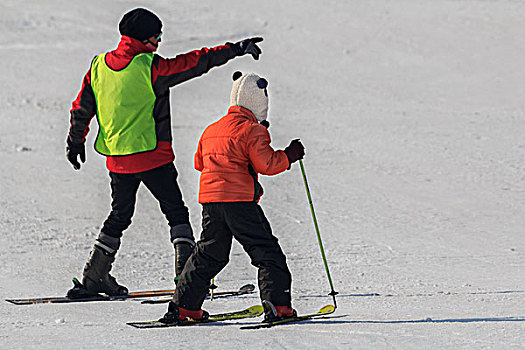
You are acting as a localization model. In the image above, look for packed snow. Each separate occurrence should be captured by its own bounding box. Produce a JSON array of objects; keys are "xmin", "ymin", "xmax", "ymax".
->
[{"xmin": 0, "ymin": 0, "xmax": 524, "ymax": 348}]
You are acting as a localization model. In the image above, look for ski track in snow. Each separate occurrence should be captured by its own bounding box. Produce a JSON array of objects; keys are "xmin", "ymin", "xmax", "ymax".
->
[{"xmin": 1, "ymin": 0, "xmax": 524, "ymax": 349}]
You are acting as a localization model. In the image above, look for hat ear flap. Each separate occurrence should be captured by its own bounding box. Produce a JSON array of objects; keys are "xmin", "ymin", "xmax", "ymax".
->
[{"xmin": 232, "ymin": 71, "xmax": 243, "ymax": 81}]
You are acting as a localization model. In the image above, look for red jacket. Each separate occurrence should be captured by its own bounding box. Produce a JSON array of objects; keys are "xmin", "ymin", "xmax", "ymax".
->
[
  {"xmin": 69, "ymin": 36, "xmax": 240, "ymax": 173},
  {"xmin": 195, "ymin": 106, "xmax": 289, "ymax": 203}
]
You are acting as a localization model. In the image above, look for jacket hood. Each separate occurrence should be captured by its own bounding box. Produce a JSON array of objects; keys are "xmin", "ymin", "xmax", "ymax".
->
[{"xmin": 227, "ymin": 105, "xmax": 258, "ymax": 123}]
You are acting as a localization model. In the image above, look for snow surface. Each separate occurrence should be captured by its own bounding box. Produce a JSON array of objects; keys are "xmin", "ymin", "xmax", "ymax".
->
[{"xmin": 1, "ymin": 0, "xmax": 524, "ymax": 348}]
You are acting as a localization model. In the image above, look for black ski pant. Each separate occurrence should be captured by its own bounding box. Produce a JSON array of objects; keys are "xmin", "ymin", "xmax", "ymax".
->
[
  {"xmin": 97, "ymin": 163, "xmax": 194, "ymax": 252},
  {"xmin": 173, "ymin": 202, "xmax": 292, "ymax": 310}
]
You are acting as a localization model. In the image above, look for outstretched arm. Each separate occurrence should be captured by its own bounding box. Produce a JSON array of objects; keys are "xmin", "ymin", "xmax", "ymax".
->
[{"xmin": 152, "ymin": 38, "xmax": 263, "ymax": 92}]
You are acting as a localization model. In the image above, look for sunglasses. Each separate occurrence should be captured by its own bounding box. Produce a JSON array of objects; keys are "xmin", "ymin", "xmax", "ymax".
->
[{"xmin": 155, "ymin": 32, "xmax": 162, "ymax": 41}]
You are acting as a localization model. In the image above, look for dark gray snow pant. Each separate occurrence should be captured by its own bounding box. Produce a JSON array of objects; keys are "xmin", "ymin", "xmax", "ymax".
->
[{"xmin": 173, "ymin": 202, "xmax": 292, "ymax": 310}]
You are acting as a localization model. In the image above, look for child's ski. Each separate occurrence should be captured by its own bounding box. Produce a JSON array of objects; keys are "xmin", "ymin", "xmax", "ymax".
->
[
  {"xmin": 127, "ymin": 304, "xmax": 264, "ymax": 328},
  {"xmin": 140, "ymin": 283, "xmax": 255, "ymax": 304},
  {"xmin": 240, "ymin": 304, "xmax": 335, "ymax": 329}
]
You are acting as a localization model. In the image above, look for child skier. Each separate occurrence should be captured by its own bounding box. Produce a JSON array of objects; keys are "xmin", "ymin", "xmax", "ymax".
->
[
  {"xmin": 66, "ymin": 8, "xmax": 264, "ymax": 298},
  {"xmin": 160, "ymin": 71, "xmax": 305, "ymax": 323}
]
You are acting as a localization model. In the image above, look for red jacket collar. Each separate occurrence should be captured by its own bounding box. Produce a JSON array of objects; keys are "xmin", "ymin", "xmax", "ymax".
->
[
  {"xmin": 112, "ymin": 36, "xmax": 155, "ymax": 57},
  {"xmin": 104, "ymin": 36, "xmax": 155, "ymax": 70},
  {"xmin": 228, "ymin": 106, "xmax": 258, "ymax": 123}
]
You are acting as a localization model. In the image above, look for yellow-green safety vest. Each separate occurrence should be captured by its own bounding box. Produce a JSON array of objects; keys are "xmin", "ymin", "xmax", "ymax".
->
[{"xmin": 91, "ymin": 52, "xmax": 157, "ymax": 156}]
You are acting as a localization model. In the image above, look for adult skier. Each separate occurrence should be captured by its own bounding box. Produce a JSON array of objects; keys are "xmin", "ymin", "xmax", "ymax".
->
[
  {"xmin": 159, "ymin": 71, "xmax": 305, "ymax": 323},
  {"xmin": 65, "ymin": 8, "xmax": 264, "ymax": 298}
]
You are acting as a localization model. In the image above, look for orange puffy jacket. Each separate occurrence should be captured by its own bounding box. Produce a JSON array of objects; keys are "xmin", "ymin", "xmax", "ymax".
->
[{"xmin": 195, "ymin": 106, "xmax": 290, "ymax": 203}]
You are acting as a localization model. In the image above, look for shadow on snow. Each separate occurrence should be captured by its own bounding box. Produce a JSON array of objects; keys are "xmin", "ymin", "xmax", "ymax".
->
[
  {"xmin": 308, "ymin": 315, "xmax": 525, "ymax": 325},
  {"xmin": 304, "ymin": 290, "xmax": 525, "ymax": 299}
]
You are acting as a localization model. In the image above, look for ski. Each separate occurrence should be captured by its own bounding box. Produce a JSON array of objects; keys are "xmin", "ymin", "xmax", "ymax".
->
[
  {"xmin": 127, "ymin": 304, "xmax": 264, "ymax": 329},
  {"xmin": 6, "ymin": 288, "xmax": 174, "ymax": 305},
  {"xmin": 240, "ymin": 304, "xmax": 335, "ymax": 330},
  {"xmin": 140, "ymin": 283, "xmax": 255, "ymax": 304},
  {"xmin": 6, "ymin": 282, "xmax": 255, "ymax": 306}
]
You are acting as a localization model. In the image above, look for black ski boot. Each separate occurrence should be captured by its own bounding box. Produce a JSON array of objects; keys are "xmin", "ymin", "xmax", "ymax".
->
[
  {"xmin": 174, "ymin": 242, "xmax": 194, "ymax": 284},
  {"xmin": 159, "ymin": 301, "xmax": 181, "ymax": 324},
  {"xmin": 67, "ymin": 245, "xmax": 128, "ymax": 299}
]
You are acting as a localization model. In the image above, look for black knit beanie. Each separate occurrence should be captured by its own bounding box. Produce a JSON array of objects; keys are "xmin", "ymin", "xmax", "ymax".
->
[{"xmin": 119, "ymin": 8, "xmax": 162, "ymax": 41}]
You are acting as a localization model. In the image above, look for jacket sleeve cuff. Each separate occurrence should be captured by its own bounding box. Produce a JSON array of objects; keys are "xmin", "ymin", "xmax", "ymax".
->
[{"xmin": 226, "ymin": 42, "xmax": 242, "ymax": 56}]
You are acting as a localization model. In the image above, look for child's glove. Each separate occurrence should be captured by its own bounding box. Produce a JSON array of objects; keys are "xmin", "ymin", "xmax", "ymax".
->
[{"xmin": 284, "ymin": 139, "xmax": 305, "ymax": 168}]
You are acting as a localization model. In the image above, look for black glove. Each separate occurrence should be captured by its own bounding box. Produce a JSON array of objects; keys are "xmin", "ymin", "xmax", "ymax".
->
[
  {"xmin": 234, "ymin": 37, "xmax": 263, "ymax": 60},
  {"xmin": 284, "ymin": 139, "xmax": 305, "ymax": 167},
  {"xmin": 66, "ymin": 138, "xmax": 86, "ymax": 170}
]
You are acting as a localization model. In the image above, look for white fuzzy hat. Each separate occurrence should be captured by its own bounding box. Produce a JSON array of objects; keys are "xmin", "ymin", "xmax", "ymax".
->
[{"xmin": 230, "ymin": 71, "xmax": 269, "ymax": 122}]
